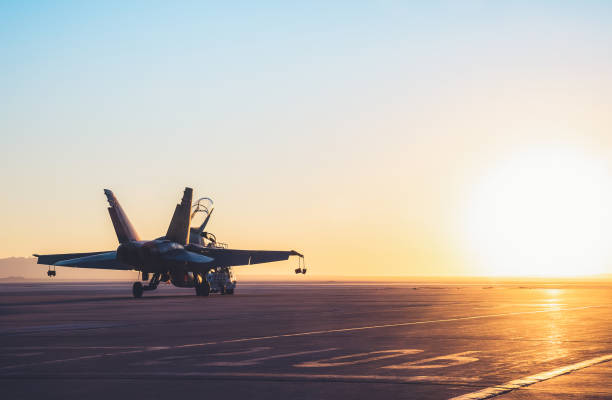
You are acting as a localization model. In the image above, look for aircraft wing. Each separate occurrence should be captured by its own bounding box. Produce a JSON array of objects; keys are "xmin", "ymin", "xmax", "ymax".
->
[
  {"xmin": 33, "ymin": 251, "xmax": 133, "ymax": 270},
  {"xmin": 190, "ymin": 248, "xmax": 302, "ymax": 268}
]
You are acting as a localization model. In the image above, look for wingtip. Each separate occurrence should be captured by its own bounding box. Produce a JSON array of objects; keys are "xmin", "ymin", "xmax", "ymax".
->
[{"xmin": 290, "ymin": 250, "xmax": 304, "ymax": 257}]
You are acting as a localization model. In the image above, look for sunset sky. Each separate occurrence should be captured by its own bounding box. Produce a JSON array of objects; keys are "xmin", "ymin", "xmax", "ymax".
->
[{"xmin": 2, "ymin": 1, "xmax": 612, "ymax": 278}]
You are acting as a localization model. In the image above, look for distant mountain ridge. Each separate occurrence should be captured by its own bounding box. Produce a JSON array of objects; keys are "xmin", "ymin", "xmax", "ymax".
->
[
  {"xmin": 0, "ymin": 276, "xmax": 26, "ymax": 281},
  {"xmin": 0, "ymin": 257, "xmax": 39, "ymax": 279}
]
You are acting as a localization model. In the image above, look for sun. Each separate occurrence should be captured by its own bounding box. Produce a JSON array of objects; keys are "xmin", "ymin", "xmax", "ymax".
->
[{"xmin": 463, "ymin": 147, "xmax": 612, "ymax": 277}]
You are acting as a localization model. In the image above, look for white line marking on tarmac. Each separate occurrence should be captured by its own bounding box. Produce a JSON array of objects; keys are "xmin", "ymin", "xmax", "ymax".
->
[
  {"xmin": 213, "ymin": 306, "xmax": 598, "ymax": 346},
  {"xmin": 0, "ymin": 305, "xmax": 599, "ymax": 371},
  {"xmin": 448, "ymin": 353, "xmax": 612, "ymax": 400},
  {"xmin": 175, "ymin": 372, "xmax": 480, "ymax": 384},
  {"xmin": 384, "ymin": 351, "xmax": 479, "ymax": 370},
  {"xmin": 0, "ymin": 323, "xmax": 119, "ymax": 334},
  {"xmin": 4, "ymin": 371, "xmax": 481, "ymax": 384},
  {"xmin": 13, "ymin": 352, "xmax": 43, "ymax": 357},
  {"xmin": 2, "ymin": 346, "xmax": 143, "ymax": 350},
  {"xmin": 295, "ymin": 349, "xmax": 423, "ymax": 368},
  {"xmin": 211, "ymin": 347, "xmax": 271, "ymax": 356},
  {"xmin": 200, "ymin": 348, "xmax": 337, "ymax": 366}
]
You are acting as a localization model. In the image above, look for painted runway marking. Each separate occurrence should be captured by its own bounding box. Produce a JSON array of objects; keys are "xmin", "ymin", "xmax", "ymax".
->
[
  {"xmin": 200, "ymin": 348, "xmax": 337, "ymax": 366},
  {"xmin": 2, "ymin": 346, "xmax": 143, "ymax": 350},
  {"xmin": 167, "ymin": 372, "xmax": 480, "ymax": 384},
  {"xmin": 130, "ymin": 354, "xmax": 196, "ymax": 366},
  {"xmin": 12, "ymin": 352, "xmax": 43, "ymax": 357},
  {"xmin": 0, "ymin": 305, "xmax": 598, "ymax": 371},
  {"xmin": 0, "ymin": 370, "xmax": 481, "ymax": 385},
  {"xmin": 384, "ymin": 351, "xmax": 479, "ymax": 370},
  {"xmin": 212, "ymin": 306, "xmax": 598, "ymax": 346},
  {"xmin": 211, "ymin": 347, "xmax": 271, "ymax": 356},
  {"xmin": 449, "ymin": 353, "xmax": 612, "ymax": 400},
  {"xmin": 295, "ymin": 349, "xmax": 423, "ymax": 368},
  {"xmin": 0, "ymin": 323, "xmax": 120, "ymax": 335}
]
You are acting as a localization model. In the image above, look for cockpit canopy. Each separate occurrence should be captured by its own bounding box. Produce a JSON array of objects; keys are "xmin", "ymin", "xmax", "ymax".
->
[
  {"xmin": 191, "ymin": 197, "xmax": 214, "ymax": 231},
  {"xmin": 189, "ymin": 197, "xmax": 215, "ymax": 246}
]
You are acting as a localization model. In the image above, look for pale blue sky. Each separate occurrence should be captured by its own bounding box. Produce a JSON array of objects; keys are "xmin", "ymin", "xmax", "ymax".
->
[{"xmin": 2, "ymin": 1, "xmax": 612, "ymax": 277}]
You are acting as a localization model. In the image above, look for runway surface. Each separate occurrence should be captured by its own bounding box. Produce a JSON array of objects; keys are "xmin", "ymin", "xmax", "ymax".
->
[{"xmin": 1, "ymin": 281, "xmax": 611, "ymax": 399}]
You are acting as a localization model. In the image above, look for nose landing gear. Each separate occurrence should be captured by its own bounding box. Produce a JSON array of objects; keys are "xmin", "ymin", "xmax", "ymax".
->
[{"xmin": 132, "ymin": 272, "xmax": 161, "ymax": 298}]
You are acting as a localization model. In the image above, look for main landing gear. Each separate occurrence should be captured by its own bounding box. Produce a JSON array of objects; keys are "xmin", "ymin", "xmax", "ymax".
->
[
  {"xmin": 132, "ymin": 272, "xmax": 161, "ymax": 298},
  {"xmin": 195, "ymin": 273, "xmax": 210, "ymax": 296},
  {"xmin": 294, "ymin": 255, "xmax": 307, "ymax": 275}
]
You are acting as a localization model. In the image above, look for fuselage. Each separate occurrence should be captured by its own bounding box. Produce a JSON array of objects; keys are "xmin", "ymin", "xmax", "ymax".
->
[{"xmin": 116, "ymin": 239, "xmax": 212, "ymax": 288}]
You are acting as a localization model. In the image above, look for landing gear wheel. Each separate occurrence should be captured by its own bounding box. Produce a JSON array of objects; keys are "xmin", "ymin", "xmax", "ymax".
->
[
  {"xmin": 226, "ymin": 288, "xmax": 234, "ymax": 295},
  {"xmin": 195, "ymin": 281, "xmax": 210, "ymax": 297},
  {"xmin": 132, "ymin": 282, "xmax": 144, "ymax": 298}
]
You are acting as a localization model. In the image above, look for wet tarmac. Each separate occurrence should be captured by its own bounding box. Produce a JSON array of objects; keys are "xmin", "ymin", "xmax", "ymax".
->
[{"xmin": 1, "ymin": 281, "xmax": 611, "ymax": 399}]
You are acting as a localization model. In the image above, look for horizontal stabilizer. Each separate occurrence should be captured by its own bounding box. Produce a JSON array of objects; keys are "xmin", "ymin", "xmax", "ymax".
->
[
  {"xmin": 34, "ymin": 251, "xmax": 112, "ymax": 265},
  {"xmin": 53, "ymin": 251, "xmax": 131, "ymax": 269}
]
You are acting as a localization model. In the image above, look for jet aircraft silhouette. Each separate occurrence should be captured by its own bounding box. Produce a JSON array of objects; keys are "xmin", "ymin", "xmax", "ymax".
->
[{"xmin": 34, "ymin": 187, "xmax": 304, "ymax": 297}]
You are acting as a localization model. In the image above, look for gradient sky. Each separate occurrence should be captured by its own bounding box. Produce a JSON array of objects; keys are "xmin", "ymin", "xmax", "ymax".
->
[{"xmin": 2, "ymin": 1, "xmax": 612, "ymax": 278}]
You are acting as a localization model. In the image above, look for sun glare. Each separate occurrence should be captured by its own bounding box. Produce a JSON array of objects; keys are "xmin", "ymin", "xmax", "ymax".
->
[{"xmin": 464, "ymin": 147, "xmax": 612, "ymax": 277}]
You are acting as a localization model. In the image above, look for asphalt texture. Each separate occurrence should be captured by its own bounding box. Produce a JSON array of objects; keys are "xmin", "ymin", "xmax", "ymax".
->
[{"xmin": 1, "ymin": 281, "xmax": 611, "ymax": 399}]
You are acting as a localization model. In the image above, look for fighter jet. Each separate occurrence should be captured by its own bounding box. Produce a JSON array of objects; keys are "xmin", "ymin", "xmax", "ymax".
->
[{"xmin": 34, "ymin": 187, "xmax": 305, "ymax": 298}]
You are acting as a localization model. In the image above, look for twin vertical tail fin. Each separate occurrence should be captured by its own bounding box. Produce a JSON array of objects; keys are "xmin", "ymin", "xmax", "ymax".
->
[
  {"xmin": 165, "ymin": 187, "xmax": 193, "ymax": 245},
  {"xmin": 104, "ymin": 187, "xmax": 193, "ymax": 245},
  {"xmin": 104, "ymin": 189, "xmax": 140, "ymax": 244}
]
